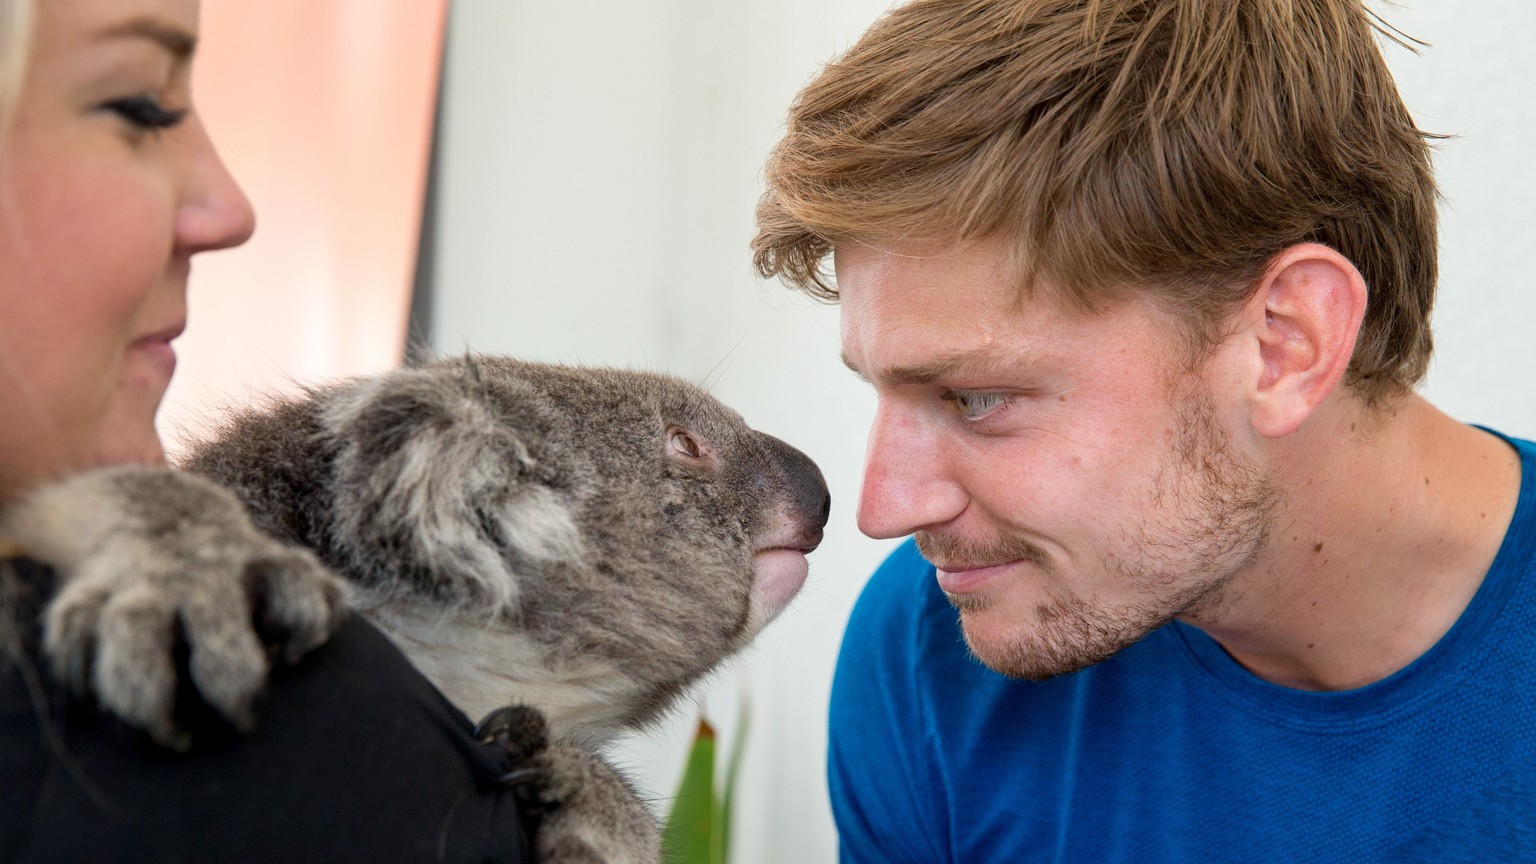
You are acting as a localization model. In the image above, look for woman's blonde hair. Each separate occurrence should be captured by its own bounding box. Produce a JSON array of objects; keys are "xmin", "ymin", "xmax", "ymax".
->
[
  {"xmin": 0, "ymin": 0, "xmax": 32, "ymax": 141},
  {"xmin": 753, "ymin": 0, "xmax": 1439, "ymax": 405},
  {"xmin": 0, "ymin": 0, "xmax": 36, "ymax": 505}
]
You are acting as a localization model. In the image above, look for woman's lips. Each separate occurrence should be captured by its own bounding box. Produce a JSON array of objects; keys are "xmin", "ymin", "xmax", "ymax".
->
[
  {"xmin": 130, "ymin": 323, "xmax": 184, "ymax": 382},
  {"xmin": 133, "ymin": 339, "xmax": 177, "ymax": 380}
]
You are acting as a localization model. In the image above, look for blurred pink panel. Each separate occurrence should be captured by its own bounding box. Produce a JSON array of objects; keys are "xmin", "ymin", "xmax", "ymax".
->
[{"xmin": 160, "ymin": 1, "xmax": 448, "ymax": 453}]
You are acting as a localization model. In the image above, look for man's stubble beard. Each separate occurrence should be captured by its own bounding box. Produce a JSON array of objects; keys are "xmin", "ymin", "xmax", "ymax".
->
[{"xmin": 920, "ymin": 390, "xmax": 1280, "ymax": 681}]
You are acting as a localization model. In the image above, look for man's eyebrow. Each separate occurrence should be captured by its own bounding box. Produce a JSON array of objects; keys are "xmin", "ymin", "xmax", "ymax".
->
[
  {"xmin": 841, "ymin": 347, "xmax": 1040, "ymax": 387},
  {"xmin": 840, "ymin": 352, "xmax": 871, "ymax": 382},
  {"xmin": 96, "ymin": 17, "xmax": 197, "ymax": 59}
]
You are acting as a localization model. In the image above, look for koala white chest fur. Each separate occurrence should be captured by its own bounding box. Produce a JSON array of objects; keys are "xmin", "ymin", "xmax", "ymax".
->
[
  {"xmin": 364, "ymin": 597, "xmax": 640, "ymax": 745},
  {"xmin": 183, "ymin": 355, "xmax": 830, "ymax": 745}
]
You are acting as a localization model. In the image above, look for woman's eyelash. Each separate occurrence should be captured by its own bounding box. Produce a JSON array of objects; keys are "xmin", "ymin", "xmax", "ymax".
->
[{"xmin": 105, "ymin": 96, "xmax": 189, "ymax": 131}]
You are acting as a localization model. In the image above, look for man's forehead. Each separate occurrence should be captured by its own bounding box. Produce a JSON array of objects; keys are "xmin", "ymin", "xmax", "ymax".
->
[{"xmin": 832, "ymin": 238, "xmax": 1017, "ymax": 286}]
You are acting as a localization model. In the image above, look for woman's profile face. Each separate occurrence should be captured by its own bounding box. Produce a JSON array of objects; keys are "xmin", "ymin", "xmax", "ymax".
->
[{"xmin": 0, "ymin": 0, "xmax": 254, "ymax": 500}]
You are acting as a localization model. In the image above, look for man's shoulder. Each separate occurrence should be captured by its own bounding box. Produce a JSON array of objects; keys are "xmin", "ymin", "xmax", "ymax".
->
[
  {"xmin": 835, "ymin": 540, "xmax": 946, "ymax": 700},
  {"xmin": 1481, "ymin": 429, "xmax": 1536, "ymax": 582},
  {"xmin": 839, "ymin": 539, "xmax": 969, "ymax": 674},
  {"xmin": 847, "ymin": 538, "xmax": 942, "ymax": 626}
]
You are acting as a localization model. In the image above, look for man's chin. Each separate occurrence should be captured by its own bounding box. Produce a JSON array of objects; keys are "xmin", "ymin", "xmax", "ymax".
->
[{"xmin": 955, "ymin": 607, "xmax": 1137, "ymax": 681}]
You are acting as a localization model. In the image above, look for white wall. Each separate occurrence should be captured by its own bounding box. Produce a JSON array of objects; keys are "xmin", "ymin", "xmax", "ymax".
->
[
  {"xmin": 1385, "ymin": 4, "xmax": 1536, "ymax": 426},
  {"xmin": 430, "ymin": 3, "xmax": 1536, "ymax": 863}
]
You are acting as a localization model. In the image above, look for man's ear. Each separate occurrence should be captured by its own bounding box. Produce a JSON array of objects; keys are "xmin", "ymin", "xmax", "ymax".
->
[{"xmin": 1244, "ymin": 243, "xmax": 1368, "ymax": 438}]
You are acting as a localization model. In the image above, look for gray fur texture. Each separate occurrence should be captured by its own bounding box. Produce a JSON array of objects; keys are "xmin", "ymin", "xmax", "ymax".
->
[{"xmin": 1, "ymin": 355, "xmax": 829, "ymax": 863}]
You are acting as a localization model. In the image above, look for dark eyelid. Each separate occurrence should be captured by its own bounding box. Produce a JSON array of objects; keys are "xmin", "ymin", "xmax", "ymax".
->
[{"xmin": 107, "ymin": 96, "xmax": 189, "ymax": 130}]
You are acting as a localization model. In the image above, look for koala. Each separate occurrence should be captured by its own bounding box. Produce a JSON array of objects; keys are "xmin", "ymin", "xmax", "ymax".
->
[{"xmin": 0, "ymin": 355, "xmax": 830, "ymax": 864}]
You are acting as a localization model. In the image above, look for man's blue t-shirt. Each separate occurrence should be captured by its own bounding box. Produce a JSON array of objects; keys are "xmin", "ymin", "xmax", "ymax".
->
[{"xmin": 828, "ymin": 431, "xmax": 1536, "ymax": 863}]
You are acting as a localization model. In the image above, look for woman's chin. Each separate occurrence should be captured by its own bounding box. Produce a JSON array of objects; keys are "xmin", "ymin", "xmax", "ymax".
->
[{"xmin": 92, "ymin": 412, "xmax": 168, "ymax": 469}]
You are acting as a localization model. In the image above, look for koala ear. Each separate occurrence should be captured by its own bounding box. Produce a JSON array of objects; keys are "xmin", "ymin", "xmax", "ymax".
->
[{"xmin": 319, "ymin": 363, "xmax": 583, "ymax": 612}]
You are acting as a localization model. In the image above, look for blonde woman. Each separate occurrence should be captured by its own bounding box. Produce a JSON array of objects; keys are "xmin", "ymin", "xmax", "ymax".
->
[{"xmin": 0, "ymin": 2, "xmax": 531, "ymax": 860}]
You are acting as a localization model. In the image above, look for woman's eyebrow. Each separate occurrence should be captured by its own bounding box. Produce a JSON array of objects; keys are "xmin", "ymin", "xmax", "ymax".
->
[{"xmin": 93, "ymin": 16, "xmax": 197, "ymax": 59}]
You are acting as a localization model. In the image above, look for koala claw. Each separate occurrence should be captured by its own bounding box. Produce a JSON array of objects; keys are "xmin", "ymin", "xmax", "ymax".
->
[
  {"xmin": 243, "ymin": 544, "xmax": 350, "ymax": 665},
  {"xmin": 498, "ymin": 767, "xmax": 543, "ymax": 790},
  {"xmin": 477, "ymin": 703, "xmax": 551, "ymax": 760},
  {"xmin": 477, "ymin": 705, "xmax": 660, "ymax": 864},
  {"xmin": 3, "ymin": 466, "xmax": 350, "ymax": 748}
]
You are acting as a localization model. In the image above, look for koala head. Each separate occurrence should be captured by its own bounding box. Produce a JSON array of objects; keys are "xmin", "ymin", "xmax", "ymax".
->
[{"xmin": 288, "ymin": 355, "xmax": 830, "ymax": 737}]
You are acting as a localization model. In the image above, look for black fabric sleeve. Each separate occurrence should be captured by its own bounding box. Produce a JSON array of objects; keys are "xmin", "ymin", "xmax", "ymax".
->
[{"xmin": 0, "ymin": 559, "xmax": 532, "ymax": 864}]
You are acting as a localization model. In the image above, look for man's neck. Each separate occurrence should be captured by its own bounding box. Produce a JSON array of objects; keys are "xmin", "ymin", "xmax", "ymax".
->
[{"xmin": 1182, "ymin": 395, "xmax": 1522, "ymax": 691}]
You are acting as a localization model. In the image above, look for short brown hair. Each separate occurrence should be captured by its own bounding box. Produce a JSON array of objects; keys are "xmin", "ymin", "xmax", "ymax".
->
[{"xmin": 753, "ymin": 0, "xmax": 1440, "ymax": 404}]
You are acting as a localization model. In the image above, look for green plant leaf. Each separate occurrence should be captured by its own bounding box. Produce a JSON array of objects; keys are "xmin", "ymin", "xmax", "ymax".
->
[
  {"xmin": 662, "ymin": 718, "xmax": 719, "ymax": 864},
  {"xmin": 719, "ymin": 695, "xmax": 750, "ymax": 860}
]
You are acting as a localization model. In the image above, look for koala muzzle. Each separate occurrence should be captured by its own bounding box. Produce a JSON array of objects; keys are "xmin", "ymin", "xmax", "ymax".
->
[{"xmin": 761, "ymin": 433, "xmax": 830, "ymax": 553}]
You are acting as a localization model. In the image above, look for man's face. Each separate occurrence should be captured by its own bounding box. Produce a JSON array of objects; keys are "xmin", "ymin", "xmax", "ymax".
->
[{"xmin": 836, "ymin": 239, "xmax": 1278, "ymax": 679}]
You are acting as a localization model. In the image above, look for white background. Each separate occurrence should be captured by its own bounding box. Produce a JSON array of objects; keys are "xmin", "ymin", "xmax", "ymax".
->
[{"xmin": 426, "ymin": 2, "xmax": 1536, "ymax": 862}]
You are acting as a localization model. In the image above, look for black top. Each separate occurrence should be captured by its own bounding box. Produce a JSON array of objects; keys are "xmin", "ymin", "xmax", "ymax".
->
[{"xmin": 0, "ymin": 559, "xmax": 531, "ymax": 864}]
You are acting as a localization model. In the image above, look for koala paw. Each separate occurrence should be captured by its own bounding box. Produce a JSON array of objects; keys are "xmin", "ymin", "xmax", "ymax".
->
[
  {"xmin": 477, "ymin": 705, "xmax": 660, "ymax": 864},
  {"xmin": 1, "ymin": 466, "xmax": 349, "ymax": 749}
]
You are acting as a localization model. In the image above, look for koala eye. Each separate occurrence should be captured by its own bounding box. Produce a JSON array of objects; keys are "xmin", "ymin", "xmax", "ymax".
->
[{"xmin": 667, "ymin": 427, "xmax": 705, "ymax": 460}]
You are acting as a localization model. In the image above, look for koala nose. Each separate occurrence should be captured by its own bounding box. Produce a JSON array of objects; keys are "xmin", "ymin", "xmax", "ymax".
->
[{"xmin": 761, "ymin": 433, "xmax": 831, "ymax": 552}]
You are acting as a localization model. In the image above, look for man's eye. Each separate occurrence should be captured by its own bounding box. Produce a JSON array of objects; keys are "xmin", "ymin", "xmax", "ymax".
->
[
  {"xmin": 104, "ymin": 96, "xmax": 188, "ymax": 131},
  {"xmin": 945, "ymin": 391, "xmax": 1012, "ymax": 420}
]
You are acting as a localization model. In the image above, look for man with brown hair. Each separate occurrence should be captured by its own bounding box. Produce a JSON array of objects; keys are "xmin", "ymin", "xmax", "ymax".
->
[{"xmin": 754, "ymin": 1, "xmax": 1536, "ymax": 860}]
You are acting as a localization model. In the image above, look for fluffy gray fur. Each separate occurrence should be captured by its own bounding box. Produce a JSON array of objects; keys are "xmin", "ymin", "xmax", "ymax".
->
[{"xmin": 1, "ymin": 355, "xmax": 829, "ymax": 864}]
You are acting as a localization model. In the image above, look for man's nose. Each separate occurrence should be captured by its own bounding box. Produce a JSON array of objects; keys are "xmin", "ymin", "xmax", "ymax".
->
[{"xmin": 856, "ymin": 399, "xmax": 966, "ymax": 539}]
